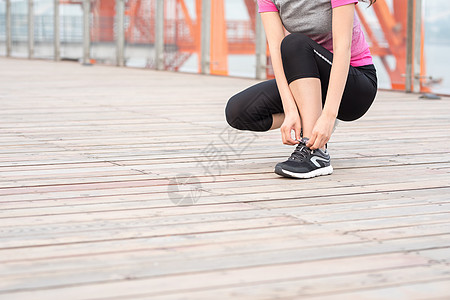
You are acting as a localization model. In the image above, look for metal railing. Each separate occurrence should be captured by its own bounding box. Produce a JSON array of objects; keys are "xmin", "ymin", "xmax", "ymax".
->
[
  {"xmin": 0, "ymin": 0, "xmax": 266, "ymax": 79},
  {"xmin": 3, "ymin": 14, "xmax": 81, "ymax": 42},
  {"xmin": 0, "ymin": 0, "xmax": 448, "ymax": 95}
]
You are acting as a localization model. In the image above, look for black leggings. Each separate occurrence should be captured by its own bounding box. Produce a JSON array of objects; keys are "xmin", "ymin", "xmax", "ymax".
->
[{"xmin": 225, "ymin": 33, "xmax": 378, "ymax": 132}]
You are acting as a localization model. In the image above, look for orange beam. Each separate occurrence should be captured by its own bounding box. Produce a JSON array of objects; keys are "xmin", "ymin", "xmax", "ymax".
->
[
  {"xmin": 178, "ymin": 0, "xmax": 196, "ymax": 43},
  {"xmin": 210, "ymin": 0, "xmax": 229, "ymax": 75},
  {"xmin": 125, "ymin": 0, "xmax": 141, "ymax": 43},
  {"xmin": 244, "ymin": 0, "xmax": 257, "ymax": 32}
]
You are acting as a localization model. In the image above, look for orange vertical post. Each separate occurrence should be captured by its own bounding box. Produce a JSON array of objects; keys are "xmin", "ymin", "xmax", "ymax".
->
[
  {"xmin": 372, "ymin": 0, "xmax": 405, "ymax": 90},
  {"xmin": 195, "ymin": 0, "xmax": 202, "ymax": 73},
  {"xmin": 97, "ymin": 0, "xmax": 116, "ymax": 42},
  {"xmin": 210, "ymin": 0, "xmax": 229, "ymax": 75}
]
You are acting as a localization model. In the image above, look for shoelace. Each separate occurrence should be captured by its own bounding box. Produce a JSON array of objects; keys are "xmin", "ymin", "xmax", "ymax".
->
[{"xmin": 289, "ymin": 141, "xmax": 313, "ymax": 161}]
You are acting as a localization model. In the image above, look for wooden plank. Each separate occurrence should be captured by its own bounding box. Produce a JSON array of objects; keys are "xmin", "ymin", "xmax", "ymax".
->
[
  {"xmin": 132, "ymin": 275, "xmax": 450, "ymax": 300},
  {"xmin": 2, "ymin": 180, "xmax": 445, "ymax": 226},
  {"xmin": 0, "ymin": 163, "xmax": 448, "ymax": 204},
  {"xmin": 1, "ymin": 226, "xmax": 449, "ymax": 278},
  {"xmin": 1, "ymin": 189, "xmax": 448, "ymax": 226},
  {"xmin": 0, "ymin": 252, "xmax": 435, "ymax": 300},
  {"xmin": 1, "ymin": 184, "xmax": 446, "ymax": 209},
  {"xmin": 0, "ymin": 182, "xmax": 448, "ymax": 229},
  {"xmin": 298, "ymin": 280, "xmax": 450, "ymax": 300},
  {"xmin": 0, "ymin": 224, "xmax": 364, "ymax": 263},
  {"xmin": 0, "ymin": 216, "xmax": 301, "ymax": 249},
  {"xmin": 349, "ymin": 222, "xmax": 450, "ymax": 240},
  {"xmin": 0, "ymin": 57, "xmax": 449, "ymax": 299}
]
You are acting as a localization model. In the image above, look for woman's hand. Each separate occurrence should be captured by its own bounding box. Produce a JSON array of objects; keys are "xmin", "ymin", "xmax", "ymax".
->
[
  {"xmin": 306, "ymin": 111, "xmax": 336, "ymax": 150},
  {"xmin": 280, "ymin": 112, "xmax": 302, "ymax": 145},
  {"xmin": 305, "ymin": 3, "xmax": 355, "ymax": 151}
]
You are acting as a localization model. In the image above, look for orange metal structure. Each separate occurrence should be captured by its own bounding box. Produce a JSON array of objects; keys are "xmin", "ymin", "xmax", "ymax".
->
[
  {"xmin": 62, "ymin": 0, "xmax": 428, "ymax": 91},
  {"xmin": 356, "ymin": 0, "xmax": 428, "ymax": 91}
]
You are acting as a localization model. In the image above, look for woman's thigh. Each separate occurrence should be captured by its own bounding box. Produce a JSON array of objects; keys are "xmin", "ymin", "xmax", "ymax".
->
[{"xmin": 281, "ymin": 33, "xmax": 378, "ymax": 121}]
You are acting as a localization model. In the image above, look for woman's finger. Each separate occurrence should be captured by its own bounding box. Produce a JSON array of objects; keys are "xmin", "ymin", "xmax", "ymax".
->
[
  {"xmin": 287, "ymin": 128, "xmax": 298, "ymax": 145},
  {"xmin": 295, "ymin": 125, "xmax": 301, "ymax": 141},
  {"xmin": 314, "ymin": 135, "xmax": 328, "ymax": 150},
  {"xmin": 306, "ymin": 132, "xmax": 317, "ymax": 148},
  {"xmin": 310, "ymin": 132, "xmax": 324, "ymax": 150},
  {"xmin": 281, "ymin": 127, "xmax": 293, "ymax": 145},
  {"xmin": 281, "ymin": 129, "xmax": 287, "ymax": 145},
  {"xmin": 311, "ymin": 137, "xmax": 322, "ymax": 150}
]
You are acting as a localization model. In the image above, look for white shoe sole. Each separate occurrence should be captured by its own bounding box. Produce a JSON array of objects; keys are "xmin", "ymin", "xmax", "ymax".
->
[{"xmin": 277, "ymin": 165, "xmax": 333, "ymax": 179}]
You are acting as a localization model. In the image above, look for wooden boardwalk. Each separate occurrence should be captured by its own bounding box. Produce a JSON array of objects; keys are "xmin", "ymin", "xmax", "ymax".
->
[{"xmin": 0, "ymin": 57, "xmax": 449, "ymax": 300}]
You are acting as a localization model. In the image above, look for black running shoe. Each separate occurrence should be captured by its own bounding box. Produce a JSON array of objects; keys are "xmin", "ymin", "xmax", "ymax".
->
[{"xmin": 274, "ymin": 138, "xmax": 333, "ymax": 179}]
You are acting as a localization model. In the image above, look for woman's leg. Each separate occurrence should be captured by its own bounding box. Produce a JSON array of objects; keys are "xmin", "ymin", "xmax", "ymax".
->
[
  {"xmin": 225, "ymin": 79, "xmax": 285, "ymax": 132},
  {"xmin": 274, "ymin": 32, "xmax": 377, "ymax": 178},
  {"xmin": 226, "ymin": 33, "xmax": 377, "ymax": 135},
  {"xmin": 280, "ymin": 33, "xmax": 377, "ymax": 127},
  {"xmin": 270, "ymin": 113, "xmax": 285, "ymax": 130},
  {"xmin": 286, "ymin": 78, "xmax": 322, "ymax": 143}
]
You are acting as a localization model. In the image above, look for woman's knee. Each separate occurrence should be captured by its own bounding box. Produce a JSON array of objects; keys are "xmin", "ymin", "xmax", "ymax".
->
[
  {"xmin": 280, "ymin": 33, "xmax": 311, "ymax": 60},
  {"xmin": 225, "ymin": 80, "xmax": 281, "ymax": 132},
  {"xmin": 338, "ymin": 87, "xmax": 377, "ymax": 121},
  {"xmin": 225, "ymin": 94, "xmax": 247, "ymax": 130}
]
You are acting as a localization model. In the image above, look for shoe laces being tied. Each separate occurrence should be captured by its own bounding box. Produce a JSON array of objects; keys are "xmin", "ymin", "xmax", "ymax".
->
[{"xmin": 289, "ymin": 139, "xmax": 313, "ymax": 161}]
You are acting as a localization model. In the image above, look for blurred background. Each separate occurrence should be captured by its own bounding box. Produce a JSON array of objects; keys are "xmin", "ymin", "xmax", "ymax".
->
[{"xmin": 0, "ymin": 0, "xmax": 449, "ymax": 95}]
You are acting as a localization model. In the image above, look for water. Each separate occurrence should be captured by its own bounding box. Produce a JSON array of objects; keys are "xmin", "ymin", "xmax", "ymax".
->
[{"xmin": 424, "ymin": 43, "xmax": 450, "ymax": 95}]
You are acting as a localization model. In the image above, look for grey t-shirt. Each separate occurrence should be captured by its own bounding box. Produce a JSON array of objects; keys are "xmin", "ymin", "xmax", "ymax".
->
[
  {"xmin": 273, "ymin": 0, "xmax": 334, "ymax": 40},
  {"xmin": 260, "ymin": 0, "xmax": 373, "ymax": 66}
]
